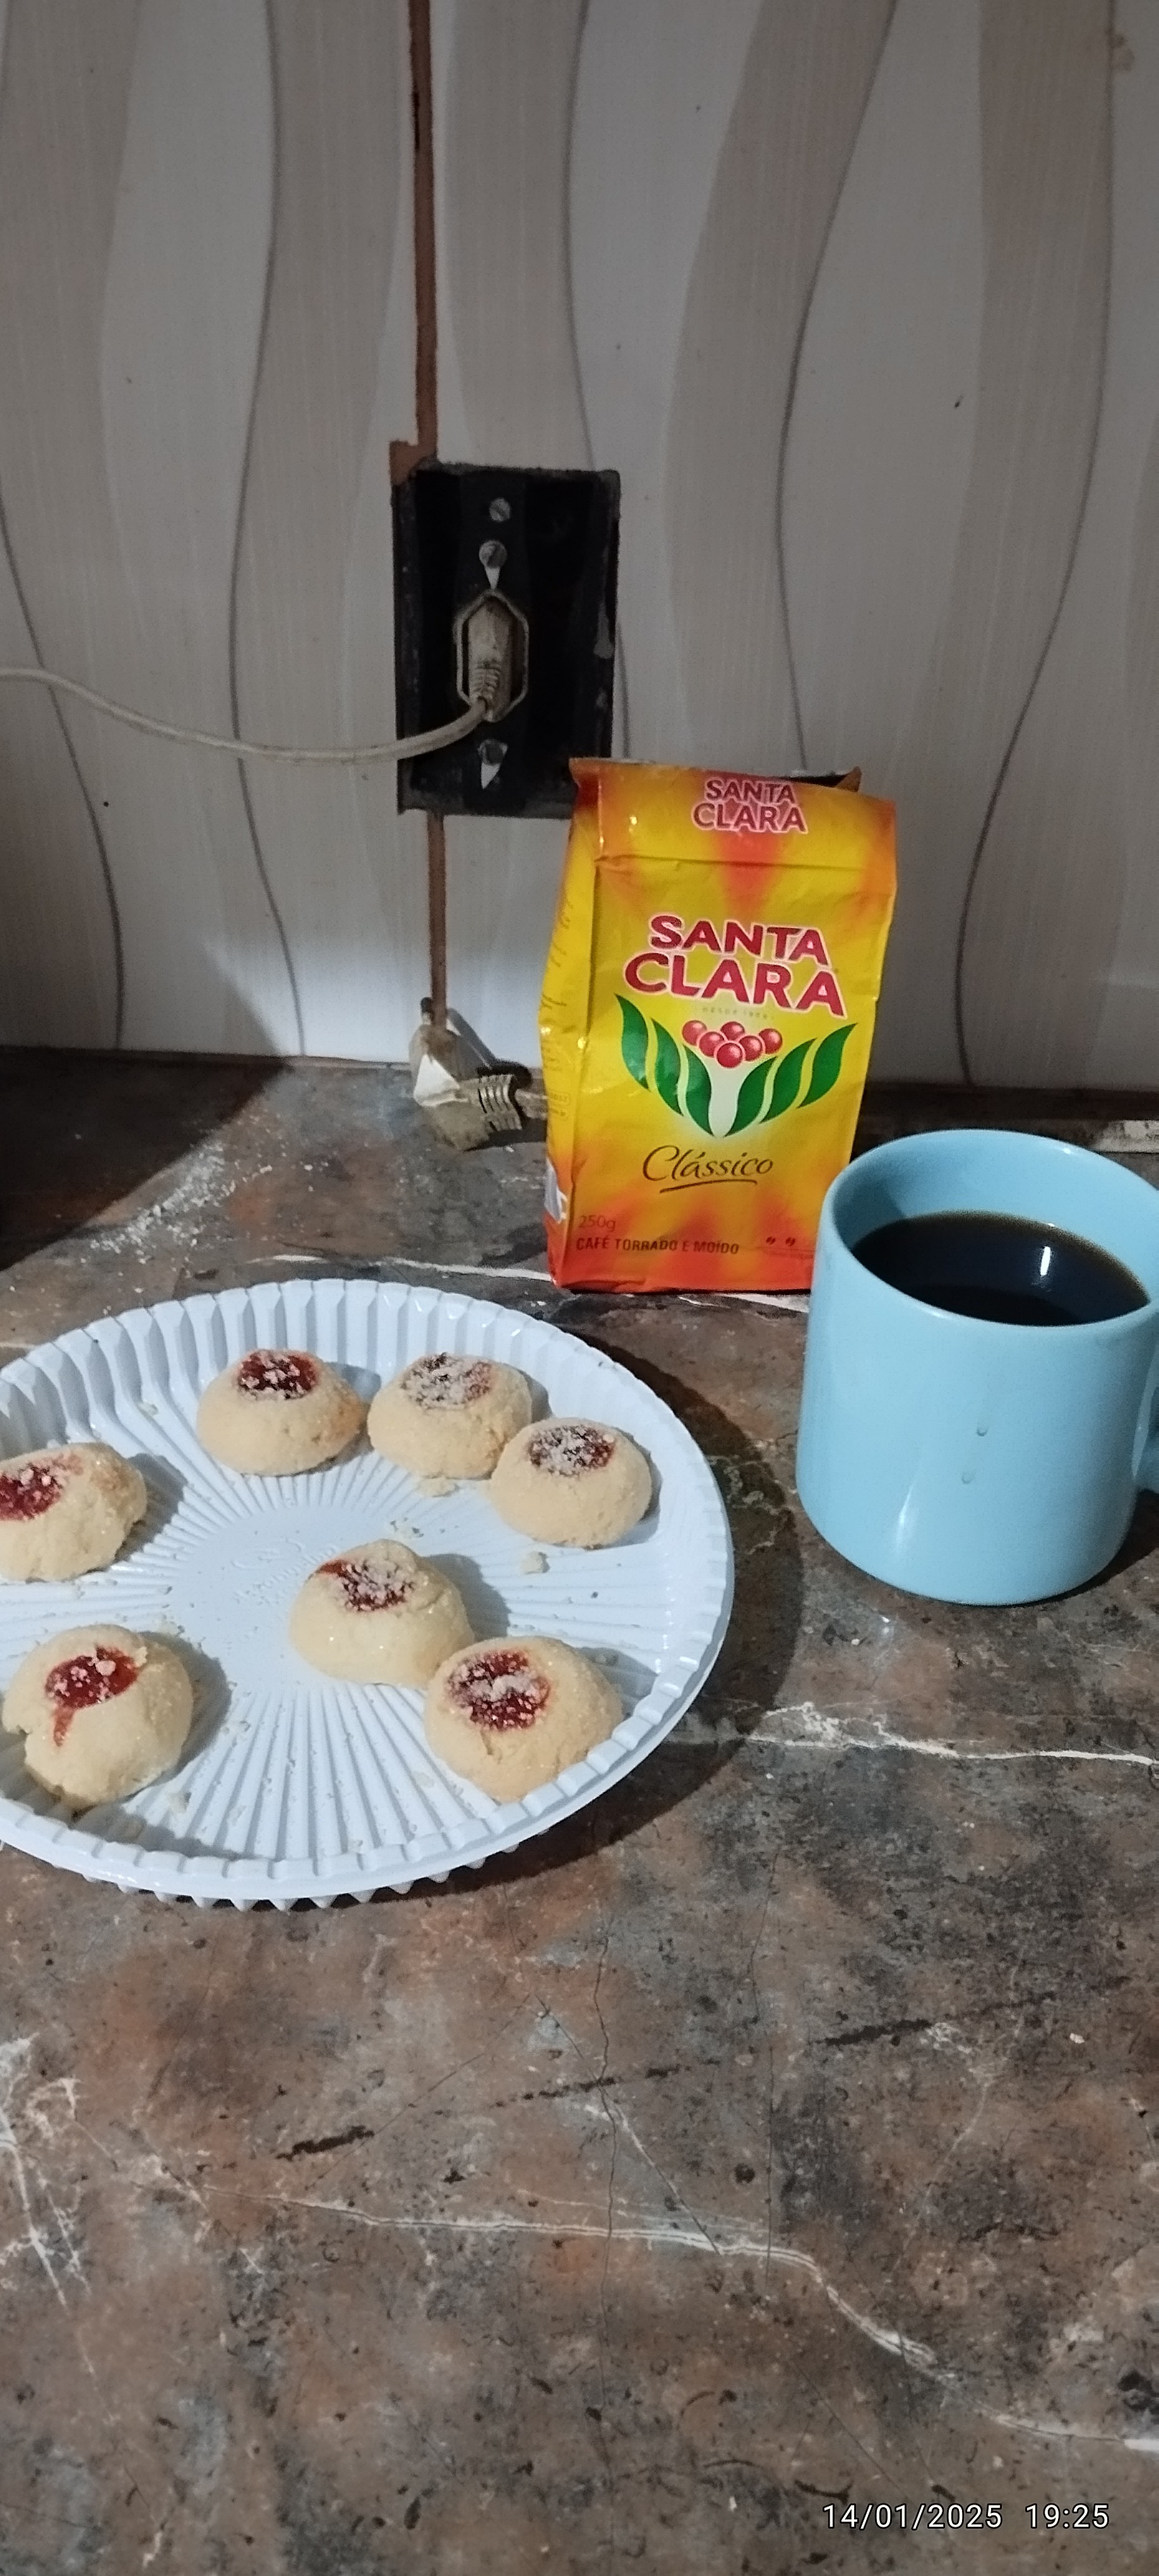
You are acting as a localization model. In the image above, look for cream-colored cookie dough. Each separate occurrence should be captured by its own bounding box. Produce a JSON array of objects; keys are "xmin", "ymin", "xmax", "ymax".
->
[
  {"xmin": 3, "ymin": 1623, "xmax": 194, "ymax": 1810},
  {"xmin": 289, "ymin": 1539, "xmax": 472, "ymax": 1685},
  {"xmin": 368, "ymin": 1352, "xmax": 532, "ymax": 1479},
  {"xmin": 0, "ymin": 1443, "xmax": 148, "ymax": 1582},
  {"xmin": 197, "ymin": 1349, "xmax": 365, "ymax": 1475},
  {"xmin": 424, "ymin": 1635, "xmax": 620, "ymax": 1799},
  {"xmin": 489, "ymin": 1419, "xmax": 652, "ymax": 1547}
]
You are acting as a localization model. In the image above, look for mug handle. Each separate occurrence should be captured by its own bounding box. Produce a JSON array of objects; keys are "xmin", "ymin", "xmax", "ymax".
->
[{"xmin": 1137, "ymin": 1350, "xmax": 1159, "ymax": 1489}]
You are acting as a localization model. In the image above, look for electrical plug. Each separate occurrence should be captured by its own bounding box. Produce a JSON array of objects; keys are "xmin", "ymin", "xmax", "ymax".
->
[{"xmin": 455, "ymin": 592, "xmax": 527, "ymax": 725}]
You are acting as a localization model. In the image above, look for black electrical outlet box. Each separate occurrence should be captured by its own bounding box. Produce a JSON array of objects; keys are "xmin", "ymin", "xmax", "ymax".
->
[{"xmin": 393, "ymin": 462, "xmax": 619, "ymax": 818}]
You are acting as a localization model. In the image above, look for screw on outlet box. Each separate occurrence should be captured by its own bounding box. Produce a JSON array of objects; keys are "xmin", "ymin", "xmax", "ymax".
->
[
  {"xmin": 478, "ymin": 739, "xmax": 507, "ymax": 789},
  {"xmin": 393, "ymin": 462, "xmax": 619, "ymax": 818}
]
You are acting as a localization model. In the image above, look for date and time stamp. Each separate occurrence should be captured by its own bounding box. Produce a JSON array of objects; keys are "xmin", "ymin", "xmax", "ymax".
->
[{"xmin": 821, "ymin": 2501, "xmax": 1111, "ymax": 2534}]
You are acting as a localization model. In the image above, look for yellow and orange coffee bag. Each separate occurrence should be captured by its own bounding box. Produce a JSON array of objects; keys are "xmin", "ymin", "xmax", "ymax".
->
[{"xmin": 540, "ymin": 761, "xmax": 896, "ymax": 1292}]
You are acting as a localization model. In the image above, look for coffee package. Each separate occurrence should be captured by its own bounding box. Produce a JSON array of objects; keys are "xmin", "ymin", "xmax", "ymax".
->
[{"xmin": 540, "ymin": 760, "xmax": 896, "ymax": 1292}]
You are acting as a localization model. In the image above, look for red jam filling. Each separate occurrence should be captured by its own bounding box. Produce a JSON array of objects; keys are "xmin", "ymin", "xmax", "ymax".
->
[
  {"xmin": 321, "ymin": 1555, "xmax": 415, "ymax": 1613},
  {"xmin": 0, "ymin": 1460, "xmax": 64, "ymax": 1521},
  {"xmin": 527, "ymin": 1424, "xmax": 614, "ymax": 1477},
  {"xmin": 403, "ymin": 1354, "xmax": 492, "ymax": 1409},
  {"xmin": 45, "ymin": 1645, "xmax": 138, "ymax": 1746},
  {"xmin": 236, "ymin": 1349, "xmax": 319, "ymax": 1399},
  {"xmin": 448, "ymin": 1647, "xmax": 549, "ymax": 1731}
]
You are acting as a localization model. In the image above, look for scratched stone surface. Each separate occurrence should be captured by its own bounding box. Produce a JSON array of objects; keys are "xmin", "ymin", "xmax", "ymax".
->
[{"xmin": 0, "ymin": 1055, "xmax": 1157, "ymax": 2574}]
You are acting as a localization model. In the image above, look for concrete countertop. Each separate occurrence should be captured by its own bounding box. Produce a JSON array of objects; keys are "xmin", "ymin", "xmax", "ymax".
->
[{"xmin": 0, "ymin": 1054, "xmax": 1156, "ymax": 2574}]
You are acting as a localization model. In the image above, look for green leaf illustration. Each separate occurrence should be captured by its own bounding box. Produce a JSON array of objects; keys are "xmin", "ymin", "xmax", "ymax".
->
[
  {"xmin": 652, "ymin": 1018, "xmax": 682, "ymax": 1116},
  {"xmin": 761, "ymin": 1038, "xmax": 811, "ymax": 1123},
  {"xmin": 618, "ymin": 993, "xmax": 648, "ymax": 1089},
  {"xmin": 728, "ymin": 1052, "xmax": 778, "ymax": 1136},
  {"xmin": 800, "ymin": 1020, "xmax": 855, "ymax": 1107},
  {"xmin": 682, "ymin": 1045, "xmax": 713, "ymax": 1133}
]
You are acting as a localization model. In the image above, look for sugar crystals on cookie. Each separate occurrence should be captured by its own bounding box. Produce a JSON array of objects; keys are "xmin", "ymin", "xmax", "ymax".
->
[
  {"xmin": 197, "ymin": 1349, "xmax": 365, "ymax": 1475},
  {"xmin": 3, "ymin": 1622, "xmax": 193, "ymax": 1810},
  {"xmin": 289, "ymin": 1539, "xmax": 472, "ymax": 1686},
  {"xmin": 0, "ymin": 1443, "xmax": 148, "ymax": 1582},
  {"xmin": 368, "ymin": 1352, "xmax": 532, "ymax": 1479},
  {"xmin": 489, "ymin": 1418, "xmax": 651, "ymax": 1547},
  {"xmin": 424, "ymin": 1635, "xmax": 620, "ymax": 1798}
]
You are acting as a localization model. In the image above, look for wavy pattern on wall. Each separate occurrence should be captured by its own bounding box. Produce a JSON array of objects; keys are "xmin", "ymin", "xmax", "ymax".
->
[
  {"xmin": 232, "ymin": 0, "xmax": 425, "ymax": 1060},
  {"xmin": 436, "ymin": 0, "xmax": 593, "ymax": 1063},
  {"xmin": 780, "ymin": 0, "xmax": 985, "ymax": 801},
  {"xmin": 1092, "ymin": 0, "xmax": 1159, "ymax": 1087},
  {"xmin": 98, "ymin": 0, "xmax": 291, "ymax": 1054},
  {"xmin": 436, "ymin": 0, "xmax": 1148, "ymax": 1083},
  {"xmin": 944, "ymin": 1, "xmax": 1112, "ymax": 1084},
  {"xmin": 1023, "ymin": 0, "xmax": 1159, "ymax": 1089},
  {"xmin": 225, "ymin": 0, "xmax": 305, "ymax": 1051},
  {"xmin": 0, "ymin": 0, "xmax": 138, "ymax": 1049},
  {"xmin": 876, "ymin": 0, "xmax": 1111, "ymax": 1078},
  {"xmin": 665, "ymin": 0, "xmax": 895, "ymax": 772},
  {"xmin": 1106, "ymin": 410, "xmax": 1159, "ymax": 1080},
  {"xmin": 0, "ymin": 0, "xmax": 124, "ymax": 1044},
  {"xmin": 444, "ymin": 0, "xmax": 588, "ymax": 470},
  {"xmin": 0, "ymin": 0, "xmax": 421, "ymax": 1059},
  {"xmin": 0, "ymin": 0, "xmax": 1152, "ymax": 1078},
  {"xmin": 571, "ymin": 0, "xmax": 763, "ymax": 763}
]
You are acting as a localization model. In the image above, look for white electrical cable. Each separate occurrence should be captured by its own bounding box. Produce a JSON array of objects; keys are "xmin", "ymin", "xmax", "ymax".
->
[{"xmin": 0, "ymin": 664, "xmax": 485, "ymax": 763}]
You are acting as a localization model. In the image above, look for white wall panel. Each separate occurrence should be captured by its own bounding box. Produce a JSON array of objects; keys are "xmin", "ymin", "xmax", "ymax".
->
[
  {"xmin": 0, "ymin": 0, "xmax": 1152, "ymax": 1083},
  {"xmin": 434, "ymin": 0, "xmax": 587, "ymax": 1067},
  {"xmin": 962, "ymin": 0, "xmax": 1159, "ymax": 1085},
  {"xmin": 0, "ymin": 0, "xmax": 143, "ymax": 1051},
  {"xmin": 663, "ymin": 0, "xmax": 894, "ymax": 772},
  {"xmin": 100, "ymin": 0, "xmax": 285, "ymax": 1051},
  {"xmin": 570, "ymin": 0, "xmax": 762, "ymax": 761},
  {"xmin": 232, "ymin": 0, "xmax": 424, "ymax": 1061},
  {"xmin": 1087, "ymin": 0, "xmax": 1159, "ymax": 1087},
  {"xmin": 782, "ymin": 0, "xmax": 985, "ymax": 789},
  {"xmin": 871, "ymin": 0, "xmax": 1110, "ymax": 1076},
  {"xmin": 0, "ymin": 0, "xmax": 422, "ymax": 1061}
]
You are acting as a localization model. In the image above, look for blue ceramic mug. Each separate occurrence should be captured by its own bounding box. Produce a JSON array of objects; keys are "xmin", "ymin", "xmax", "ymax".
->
[{"xmin": 796, "ymin": 1129, "xmax": 1159, "ymax": 1604}]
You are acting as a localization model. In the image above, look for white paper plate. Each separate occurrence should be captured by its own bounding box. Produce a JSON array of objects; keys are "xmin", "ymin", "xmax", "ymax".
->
[{"xmin": 0, "ymin": 1280, "xmax": 732, "ymax": 1906}]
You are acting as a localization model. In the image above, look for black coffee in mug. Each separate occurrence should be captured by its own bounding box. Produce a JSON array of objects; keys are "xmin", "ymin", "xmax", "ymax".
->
[{"xmin": 852, "ymin": 1210, "xmax": 1148, "ymax": 1327}]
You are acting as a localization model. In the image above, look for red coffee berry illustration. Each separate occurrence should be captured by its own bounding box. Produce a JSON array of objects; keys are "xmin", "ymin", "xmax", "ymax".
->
[
  {"xmin": 685, "ymin": 1014, "xmax": 787, "ymax": 1070},
  {"xmin": 619, "ymin": 990, "xmax": 853, "ymax": 1140}
]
